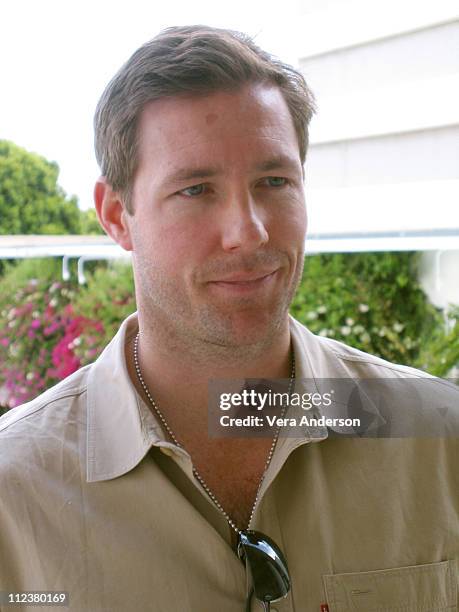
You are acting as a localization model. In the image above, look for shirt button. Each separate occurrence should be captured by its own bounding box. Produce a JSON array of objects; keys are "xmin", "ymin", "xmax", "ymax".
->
[{"xmin": 160, "ymin": 447, "xmax": 173, "ymax": 456}]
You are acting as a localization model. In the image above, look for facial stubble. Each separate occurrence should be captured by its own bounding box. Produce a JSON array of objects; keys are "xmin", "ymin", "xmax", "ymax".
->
[{"xmin": 133, "ymin": 248, "xmax": 305, "ymax": 364}]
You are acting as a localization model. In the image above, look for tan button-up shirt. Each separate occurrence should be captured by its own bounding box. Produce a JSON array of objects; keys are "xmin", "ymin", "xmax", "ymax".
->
[{"xmin": 0, "ymin": 313, "xmax": 458, "ymax": 611}]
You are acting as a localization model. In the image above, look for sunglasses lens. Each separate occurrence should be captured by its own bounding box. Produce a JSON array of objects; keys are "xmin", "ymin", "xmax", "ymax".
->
[{"xmin": 238, "ymin": 530, "xmax": 290, "ymax": 603}]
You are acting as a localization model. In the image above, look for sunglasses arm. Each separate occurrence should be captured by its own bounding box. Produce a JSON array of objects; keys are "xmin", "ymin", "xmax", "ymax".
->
[{"xmin": 244, "ymin": 582, "xmax": 271, "ymax": 612}]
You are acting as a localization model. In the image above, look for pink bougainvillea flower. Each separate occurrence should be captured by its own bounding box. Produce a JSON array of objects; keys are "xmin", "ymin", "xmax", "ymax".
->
[
  {"xmin": 63, "ymin": 304, "xmax": 75, "ymax": 317},
  {"xmin": 43, "ymin": 322, "xmax": 61, "ymax": 336},
  {"xmin": 0, "ymin": 282, "xmax": 107, "ymax": 409}
]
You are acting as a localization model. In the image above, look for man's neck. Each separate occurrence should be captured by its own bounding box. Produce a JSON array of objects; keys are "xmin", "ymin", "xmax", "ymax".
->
[{"xmin": 125, "ymin": 312, "xmax": 293, "ymax": 438}]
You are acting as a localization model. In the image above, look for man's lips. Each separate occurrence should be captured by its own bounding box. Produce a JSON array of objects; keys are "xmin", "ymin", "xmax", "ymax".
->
[
  {"xmin": 207, "ymin": 269, "xmax": 279, "ymax": 290},
  {"xmin": 209, "ymin": 269, "xmax": 278, "ymax": 283}
]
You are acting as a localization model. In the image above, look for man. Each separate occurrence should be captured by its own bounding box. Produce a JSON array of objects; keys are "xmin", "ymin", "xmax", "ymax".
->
[{"xmin": 0, "ymin": 26, "xmax": 458, "ymax": 612}]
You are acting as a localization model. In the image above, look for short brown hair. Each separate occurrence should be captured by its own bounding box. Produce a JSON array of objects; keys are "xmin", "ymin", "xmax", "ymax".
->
[{"xmin": 94, "ymin": 25, "xmax": 316, "ymax": 214}]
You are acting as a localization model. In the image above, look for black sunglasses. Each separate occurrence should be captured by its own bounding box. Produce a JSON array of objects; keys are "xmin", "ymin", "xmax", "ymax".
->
[{"xmin": 237, "ymin": 530, "xmax": 291, "ymax": 611}]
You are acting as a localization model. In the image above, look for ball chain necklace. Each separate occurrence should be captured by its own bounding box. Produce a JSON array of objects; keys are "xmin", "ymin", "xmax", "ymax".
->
[{"xmin": 133, "ymin": 330, "xmax": 295, "ymax": 535}]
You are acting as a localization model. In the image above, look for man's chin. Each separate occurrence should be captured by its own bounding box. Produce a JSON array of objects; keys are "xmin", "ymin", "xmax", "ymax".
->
[{"xmin": 199, "ymin": 305, "xmax": 288, "ymax": 349}]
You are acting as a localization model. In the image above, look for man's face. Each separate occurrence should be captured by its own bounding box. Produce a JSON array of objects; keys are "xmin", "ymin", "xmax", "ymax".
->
[{"xmin": 127, "ymin": 83, "xmax": 307, "ymax": 350}]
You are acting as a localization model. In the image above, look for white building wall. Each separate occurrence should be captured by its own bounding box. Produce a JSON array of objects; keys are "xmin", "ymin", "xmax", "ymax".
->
[{"xmin": 296, "ymin": 0, "xmax": 459, "ymax": 308}]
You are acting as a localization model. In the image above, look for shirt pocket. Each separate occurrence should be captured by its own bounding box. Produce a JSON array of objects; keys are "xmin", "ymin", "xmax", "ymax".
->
[{"xmin": 323, "ymin": 560, "xmax": 457, "ymax": 611}]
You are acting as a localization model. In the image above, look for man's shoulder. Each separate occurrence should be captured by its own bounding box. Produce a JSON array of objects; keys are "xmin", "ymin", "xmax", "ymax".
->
[
  {"xmin": 291, "ymin": 316, "xmax": 459, "ymax": 413},
  {"xmin": 0, "ymin": 364, "xmax": 91, "ymax": 441},
  {"xmin": 0, "ymin": 365, "xmax": 92, "ymax": 491},
  {"xmin": 319, "ymin": 334, "xmax": 431, "ymax": 377}
]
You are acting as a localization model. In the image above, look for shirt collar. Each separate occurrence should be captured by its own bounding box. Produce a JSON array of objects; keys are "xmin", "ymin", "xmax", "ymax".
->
[
  {"xmin": 86, "ymin": 313, "xmax": 366, "ymax": 483},
  {"xmin": 86, "ymin": 312, "xmax": 162, "ymax": 482},
  {"xmin": 290, "ymin": 316, "xmax": 387, "ymax": 436}
]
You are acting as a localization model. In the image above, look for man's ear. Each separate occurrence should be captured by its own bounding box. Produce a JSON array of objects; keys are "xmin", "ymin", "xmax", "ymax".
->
[{"xmin": 94, "ymin": 177, "xmax": 133, "ymax": 252}]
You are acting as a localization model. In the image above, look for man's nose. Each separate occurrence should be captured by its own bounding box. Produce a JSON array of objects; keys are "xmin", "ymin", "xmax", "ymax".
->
[{"xmin": 219, "ymin": 190, "xmax": 269, "ymax": 253}]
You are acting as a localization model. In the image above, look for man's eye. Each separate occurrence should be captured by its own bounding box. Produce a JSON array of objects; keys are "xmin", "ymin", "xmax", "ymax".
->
[
  {"xmin": 264, "ymin": 177, "xmax": 288, "ymax": 187},
  {"xmin": 179, "ymin": 184, "xmax": 206, "ymax": 197}
]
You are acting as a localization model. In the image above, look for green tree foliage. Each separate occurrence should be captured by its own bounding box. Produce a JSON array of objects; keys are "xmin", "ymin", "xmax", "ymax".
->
[
  {"xmin": 72, "ymin": 261, "xmax": 135, "ymax": 345},
  {"xmin": 0, "ymin": 140, "xmax": 82, "ymax": 234},
  {"xmin": 80, "ymin": 207, "xmax": 104, "ymax": 235},
  {"xmin": 291, "ymin": 252, "xmax": 449, "ymax": 369}
]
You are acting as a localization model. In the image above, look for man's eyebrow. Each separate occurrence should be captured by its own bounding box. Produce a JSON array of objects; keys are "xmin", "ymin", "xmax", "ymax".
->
[
  {"xmin": 255, "ymin": 155, "xmax": 300, "ymax": 173},
  {"xmin": 162, "ymin": 166, "xmax": 222, "ymax": 186}
]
